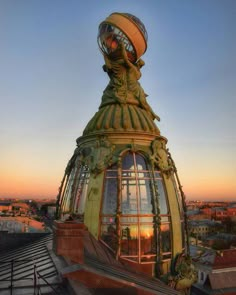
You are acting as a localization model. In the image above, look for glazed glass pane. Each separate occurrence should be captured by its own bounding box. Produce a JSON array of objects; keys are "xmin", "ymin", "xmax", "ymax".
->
[
  {"xmin": 102, "ymin": 177, "xmax": 117, "ymax": 214},
  {"xmin": 100, "ymin": 224, "xmax": 117, "ymax": 251},
  {"xmin": 121, "ymin": 225, "xmax": 138, "ymax": 256},
  {"xmin": 121, "ymin": 179, "xmax": 137, "ymax": 214},
  {"xmin": 122, "ymin": 153, "xmax": 134, "ymax": 170},
  {"xmin": 140, "ymin": 224, "xmax": 155, "ymax": 255},
  {"xmin": 136, "ymin": 154, "xmax": 148, "ymax": 170},
  {"xmin": 138, "ymin": 178, "xmax": 153, "ymax": 214},
  {"xmin": 156, "ymin": 179, "xmax": 168, "ymax": 215},
  {"xmin": 161, "ymin": 223, "xmax": 171, "ymax": 253}
]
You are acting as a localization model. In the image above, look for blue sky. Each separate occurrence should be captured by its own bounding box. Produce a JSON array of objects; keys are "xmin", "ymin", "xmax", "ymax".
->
[{"xmin": 0, "ymin": 0, "xmax": 235, "ymax": 200}]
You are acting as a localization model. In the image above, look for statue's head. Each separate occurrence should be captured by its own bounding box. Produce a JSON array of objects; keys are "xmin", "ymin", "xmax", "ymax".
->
[{"xmin": 97, "ymin": 12, "xmax": 148, "ymax": 63}]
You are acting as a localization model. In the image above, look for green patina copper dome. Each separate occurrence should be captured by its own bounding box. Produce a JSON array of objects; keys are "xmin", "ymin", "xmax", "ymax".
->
[
  {"xmin": 83, "ymin": 102, "xmax": 160, "ymax": 136},
  {"xmin": 56, "ymin": 12, "xmax": 196, "ymax": 291}
]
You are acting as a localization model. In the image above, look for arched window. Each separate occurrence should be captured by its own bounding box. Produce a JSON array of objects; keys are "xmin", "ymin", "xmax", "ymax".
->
[
  {"xmin": 100, "ymin": 152, "xmax": 172, "ymax": 264},
  {"xmin": 59, "ymin": 161, "xmax": 90, "ymax": 218}
]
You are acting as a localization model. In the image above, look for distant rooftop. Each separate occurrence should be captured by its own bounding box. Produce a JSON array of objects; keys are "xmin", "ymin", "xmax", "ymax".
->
[
  {"xmin": 0, "ymin": 202, "xmax": 11, "ymax": 206},
  {"xmin": 213, "ymin": 249, "xmax": 236, "ymax": 269}
]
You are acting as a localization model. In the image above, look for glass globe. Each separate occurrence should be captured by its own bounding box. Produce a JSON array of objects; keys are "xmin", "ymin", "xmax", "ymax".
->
[{"xmin": 97, "ymin": 13, "xmax": 148, "ymax": 63}]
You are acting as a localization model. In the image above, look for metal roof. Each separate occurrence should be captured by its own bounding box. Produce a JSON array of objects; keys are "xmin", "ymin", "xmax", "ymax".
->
[
  {"xmin": 209, "ymin": 272, "xmax": 236, "ymax": 290},
  {"xmin": 0, "ymin": 230, "xmax": 181, "ymax": 295},
  {"xmin": 0, "ymin": 234, "xmax": 67, "ymax": 294},
  {"xmin": 0, "ymin": 202, "xmax": 11, "ymax": 206},
  {"xmin": 213, "ymin": 249, "xmax": 236, "ymax": 269},
  {"xmin": 61, "ymin": 231, "xmax": 181, "ymax": 295}
]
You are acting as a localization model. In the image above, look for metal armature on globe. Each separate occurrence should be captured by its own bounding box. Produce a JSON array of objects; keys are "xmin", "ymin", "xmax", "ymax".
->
[{"xmin": 97, "ymin": 12, "xmax": 148, "ymax": 63}]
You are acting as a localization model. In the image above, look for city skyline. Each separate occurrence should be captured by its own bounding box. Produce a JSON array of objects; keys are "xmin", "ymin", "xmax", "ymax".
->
[{"xmin": 0, "ymin": 0, "xmax": 235, "ymax": 201}]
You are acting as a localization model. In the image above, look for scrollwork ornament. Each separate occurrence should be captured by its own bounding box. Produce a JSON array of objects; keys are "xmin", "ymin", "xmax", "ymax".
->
[
  {"xmin": 80, "ymin": 136, "xmax": 116, "ymax": 175},
  {"xmin": 168, "ymin": 253, "xmax": 197, "ymax": 294},
  {"xmin": 150, "ymin": 139, "xmax": 173, "ymax": 177}
]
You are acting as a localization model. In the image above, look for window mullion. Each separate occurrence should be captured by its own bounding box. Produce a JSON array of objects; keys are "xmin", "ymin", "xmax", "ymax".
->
[
  {"xmin": 116, "ymin": 157, "xmax": 122, "ymax": 258},
  {"xmin": 133, "ymin": 152, "xmax": 141, "ymax": 263}
]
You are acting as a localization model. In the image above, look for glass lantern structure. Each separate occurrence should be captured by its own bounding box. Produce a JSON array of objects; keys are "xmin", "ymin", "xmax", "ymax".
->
[
  {"xmin": 56, "ymin": 12, "xmax": 189, "ymax": 278},
  {"xmin": 97, "ymin": 12, "xmax": 147, "ymax": 62}
]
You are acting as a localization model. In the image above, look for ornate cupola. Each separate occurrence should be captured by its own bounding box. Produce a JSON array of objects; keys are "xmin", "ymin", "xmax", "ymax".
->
[{"xmin": 55, "ymin": 12, "xmax": 196, "ymax": 292}]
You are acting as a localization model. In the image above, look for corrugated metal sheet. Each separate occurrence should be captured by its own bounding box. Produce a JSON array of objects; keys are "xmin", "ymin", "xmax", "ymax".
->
[{"xmin": 0, "ymin": 234, "xmax": 66, "ymax": 294}]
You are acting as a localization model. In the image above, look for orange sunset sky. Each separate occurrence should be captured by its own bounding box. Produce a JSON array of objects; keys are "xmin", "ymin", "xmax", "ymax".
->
[{"xmin": 0, "ymin": 1, "xmax": 235, "ymax": 201}]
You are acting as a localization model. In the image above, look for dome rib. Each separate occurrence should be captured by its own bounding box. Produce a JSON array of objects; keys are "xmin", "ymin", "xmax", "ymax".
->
[
  {"xmin": 134, "ymin": 106, "xmax": 148, "ymax": 131},
  {"xmin": 128, "ymin": 105, "xmax": 141, "ymax": 130},
  {"xmin": 96, "ymin": 106, "xmax": 107, "ymax": 130},
  {"xmin": 113, "ymin": 104, "xmax": 121, "ymax": 129},
  {"xmin": 83, "ymin": 103, "xmax": 160, "ymax": 136},
  {"xmin": 140, "ymin": 108, "xmax": 155, "ymax": 132}
]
